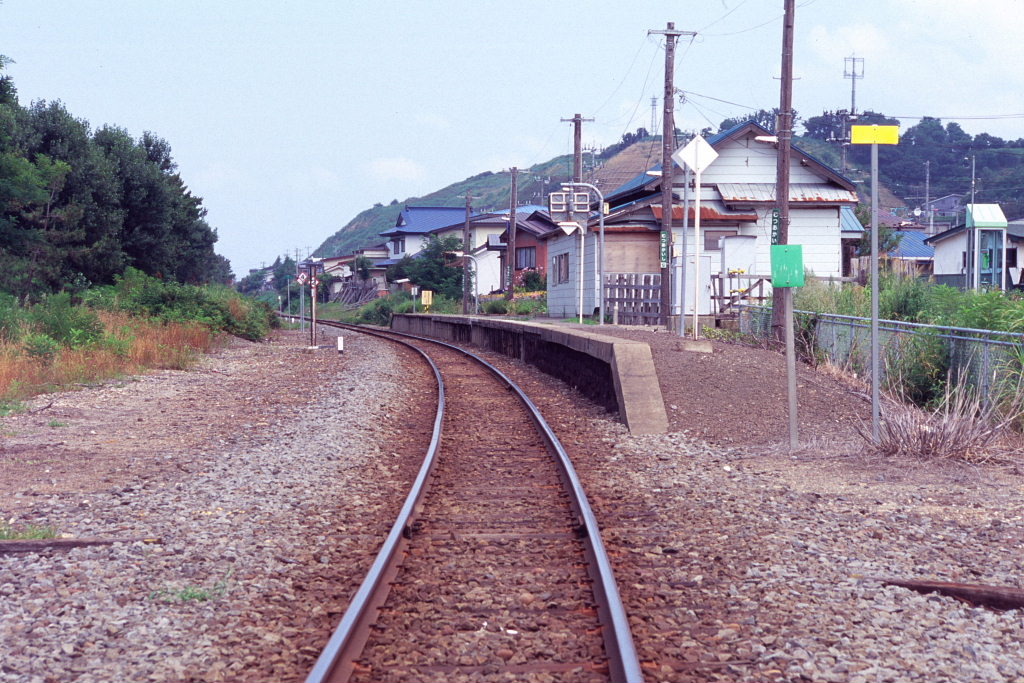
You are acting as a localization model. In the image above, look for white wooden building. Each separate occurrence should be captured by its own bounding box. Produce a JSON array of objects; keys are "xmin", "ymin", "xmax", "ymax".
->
[{"xmin": 546, "ymin": 120, "xmax": 859, "ymax": 320}]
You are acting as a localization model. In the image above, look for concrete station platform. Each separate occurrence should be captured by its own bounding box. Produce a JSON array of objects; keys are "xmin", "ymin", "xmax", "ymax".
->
[{"xmin": 390, "ymin": 314, "xmax": 668, "ymax": 435}]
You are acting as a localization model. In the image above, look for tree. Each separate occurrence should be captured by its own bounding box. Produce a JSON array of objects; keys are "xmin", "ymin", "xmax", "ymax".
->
[
  {"xmin": 718, "ymin": 108, "xmax": 789, "ymax": 133},
  {"xmin": 352, "ymin": 255, "xmax": 373, "ymax": 281},
  {"xmin": 802, "ymin": 111, "xmax": 846, "ymax": 140},
  {"xmin": 395, "ymin": 235, "xmax": 464, "ymax": 300},
  {"xmin": 854, "ymin": 204, "xmax": 902, "ymax": 256}
]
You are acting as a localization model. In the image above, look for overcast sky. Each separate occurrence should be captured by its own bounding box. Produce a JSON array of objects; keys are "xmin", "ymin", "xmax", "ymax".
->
[{"xmin": 3, "ymin": 0, "xmax": 1022, "ymax": 274}]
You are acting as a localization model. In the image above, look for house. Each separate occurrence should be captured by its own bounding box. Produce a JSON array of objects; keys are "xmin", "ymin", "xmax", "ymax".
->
[
  {"xmin": 320, "ymin": 243, "xmax": 391, "ymax": 302},
  {"xmin": 545, "ymin": 120, "xmax": 859, "ymax": 321},
  {"xmin": 924, "ymin": 204, "xmax": 1016, "ymax": 289},
  {"xmin": 379, "ymin": 205, "xmax": 469, "ymax": 264},
  {"xmin": 427, "ymin": 212, "xmax": 515, "ymax": 295},
  {"xmin": 924, "ymin": 194, "xmax": 965, "ymax": 219},
  {"xmin": 489, "ymin": 208, "xmax": 559, "ymax": 292}
]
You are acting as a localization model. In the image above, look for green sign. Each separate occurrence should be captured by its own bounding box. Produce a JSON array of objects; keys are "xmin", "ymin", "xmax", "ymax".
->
[
  {"xmin": 659, "ymin": 231, "xmax": 669, "ymax": 268},
  {"xmin": 771, "ymin": 244, "xmax": 804, "ymax": 288},
  {"xmin": 771, "ymin": 209, "xmax": 780, "ymax": 245}
]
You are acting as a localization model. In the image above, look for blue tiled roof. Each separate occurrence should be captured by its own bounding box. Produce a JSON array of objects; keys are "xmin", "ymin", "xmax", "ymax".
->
[
  {"xmin": 891, "ymin": 231, "xmax": 934, "ymax": 259},
  {"xmin": 380, "ymin": 206, "xmax": 470, "ymax": 237}
]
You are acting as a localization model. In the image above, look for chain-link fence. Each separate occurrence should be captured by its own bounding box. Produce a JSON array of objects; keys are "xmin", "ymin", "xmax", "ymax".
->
[{"xmin": 737, "ymin": 304, "xmax": 1024, "ymax": 403}]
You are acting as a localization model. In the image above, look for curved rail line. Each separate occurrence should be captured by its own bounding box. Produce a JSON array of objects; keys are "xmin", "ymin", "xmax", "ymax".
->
[{"xmin": 304, "ymin": 320, "xmax": 642, "ymax": 683}]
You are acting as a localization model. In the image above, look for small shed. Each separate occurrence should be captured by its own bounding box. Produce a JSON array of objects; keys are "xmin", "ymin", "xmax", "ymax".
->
[{"xmin": 924, "ymin": 204, "xmax": 1012, "ymax": 289}]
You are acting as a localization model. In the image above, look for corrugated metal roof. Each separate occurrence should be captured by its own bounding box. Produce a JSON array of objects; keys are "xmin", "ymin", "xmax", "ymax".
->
[
  {"xmin": 890, "ymin": 231, "xmax": 934, "ymax": 259},
  {"xmin": 966, "ymin": 203, "xmax": 1008, "ymax": 228},
  {"xmin": 650, "ymin": 202, "xmax": 758, "ymax": 222},
  {"xmin": 717, "ymin": 183, "xmax": 857, "ymax": 204},
  {"xmin": 840, "ymin": 205, "xmax": 864, "ymax": 233}
]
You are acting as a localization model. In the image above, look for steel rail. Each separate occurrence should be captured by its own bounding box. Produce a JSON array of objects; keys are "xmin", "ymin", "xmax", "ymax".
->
[
  {"xmin": 305, "ymin": 325, "xmax": 445, "ymax": 683},
  {"xmin": 312, "ymin": 320, "xmax": 644, "ymax": 683}
]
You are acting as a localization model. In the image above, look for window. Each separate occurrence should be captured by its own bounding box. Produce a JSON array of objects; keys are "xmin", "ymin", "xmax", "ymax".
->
[
  {"xmin": 704, "ymin": 229, "xmax": 738, "ymax": 251},
  {"xmin": 1007, "ymin": 248, "xmax": 1018, "ymax": 269},
  {"xmin": 392, "ymin": 237, "xmax": 405, "ymax": 256},
  {"xmin": 553, "ymin": 253, "xmax": 570, "ymax": 284},
  {"xmin": 515, "ymin": 246, "xmax": 536, "ymax": 270}
]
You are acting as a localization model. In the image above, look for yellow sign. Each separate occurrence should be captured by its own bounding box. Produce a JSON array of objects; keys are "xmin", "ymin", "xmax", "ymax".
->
[
  {"xmin": 421, "ymin": 289, "xmax": 433, "ymax": 312},
  {"xmin": 851, "ymin": 125, "xmax": 900, "ymax": 145}
]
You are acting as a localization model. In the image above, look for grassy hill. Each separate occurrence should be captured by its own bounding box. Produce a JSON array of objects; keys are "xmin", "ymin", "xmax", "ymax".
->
[{"xmin": 315, "ymin": 154, "xmax": 576, "ymax": 258}]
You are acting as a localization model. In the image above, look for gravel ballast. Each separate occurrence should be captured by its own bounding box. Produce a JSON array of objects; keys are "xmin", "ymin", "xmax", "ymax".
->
[
  {"xmin": 3, "ymin": 324, "xmax": 1024, "ymax": 682},
  {"xmin": 1, "ymin": 329, "xmax": 429, "ymax": 682}
]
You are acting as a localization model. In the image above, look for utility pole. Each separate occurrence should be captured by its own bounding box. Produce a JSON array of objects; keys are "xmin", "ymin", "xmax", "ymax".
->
[
  {"xmin": 506, "ymin": 167, "xmax": 518, "ymax": 301},
  {"xmin": 463, "ymin": 193, "xmax": 473, "ymax": 314},
  {"xmin": 925, "ymin": 161, "xmax": 933, "ymax": 235},
  {"xmin": 562, "ymin": 113, "xmax": 594, "ymax": 183},
  {"xmin": 650, "ymin": 22, "xmax": 696, "ymax": 329},
  {"xmin": 773, "ymin": 0, "xmax": 799, "ymax": 451}
]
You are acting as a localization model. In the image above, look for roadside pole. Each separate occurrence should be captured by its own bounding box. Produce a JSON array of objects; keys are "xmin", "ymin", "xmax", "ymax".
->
[{"xmin": 851, "ymin": 124, "xmax": 900, "ymax": 442}]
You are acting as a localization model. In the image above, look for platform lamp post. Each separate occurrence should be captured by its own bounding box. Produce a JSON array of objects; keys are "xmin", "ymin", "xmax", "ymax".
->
[
  {"xmin": 851, "ymin": 123, "xmax": 900, "ymax": 443},
  {"xmin": 445, "ymin": 251, "xmax": 481, "ymax": 314},
  {"xmin": 561, "ymin": 182, "xmax": 606, "ymax": 325}
]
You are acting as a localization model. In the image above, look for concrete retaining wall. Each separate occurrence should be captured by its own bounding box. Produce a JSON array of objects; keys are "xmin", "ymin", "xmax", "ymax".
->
[{"xmin": 391, "ymin": 314, "xmax": 668, "ymax": 434}]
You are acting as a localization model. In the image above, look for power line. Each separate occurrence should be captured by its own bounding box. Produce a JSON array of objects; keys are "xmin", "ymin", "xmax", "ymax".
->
[
  {"xmin": 887, "ymin": 113, "xmax": 1024, "ymax": 121},
  {"xmin": 679, "ymin": 89, "xmax": 759, "ymax": 111}
]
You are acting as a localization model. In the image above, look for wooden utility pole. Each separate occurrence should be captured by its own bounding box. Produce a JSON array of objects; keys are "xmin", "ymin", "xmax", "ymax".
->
[
  {"xmin": 774, "ymin": 0, "xmax": 799, "ymax": 451},
  {"xmin": 771, "ymin": 0, "xmax": 795, "ymax": 340},
  {"xmin": 561, "ymin": 113, "xmax": 594, "ymax": 182},
  {"xmin": 649, "ymin": 23, "xmax": 695, "ymax": 329},
  {"xmin": 506, "ymin": 167, "xmax": 518, "ymax": 301},
  {"xmin": 463, "ymin": 193, "xmax": 472, "ymax": 314}
]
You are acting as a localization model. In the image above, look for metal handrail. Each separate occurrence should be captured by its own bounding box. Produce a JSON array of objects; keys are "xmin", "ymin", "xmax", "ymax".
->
[{"xmin": 736, "ymin": 304, "xmax": 1024, "ymax": 347}]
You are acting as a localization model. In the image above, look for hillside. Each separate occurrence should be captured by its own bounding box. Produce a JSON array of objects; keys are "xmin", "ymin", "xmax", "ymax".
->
[{"xmin": 315, "ymin": 155, "xmax": 576, "ymax": 258}]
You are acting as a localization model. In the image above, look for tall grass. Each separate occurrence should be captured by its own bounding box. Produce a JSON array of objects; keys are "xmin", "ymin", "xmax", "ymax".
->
[{"xmin": 0, "ymin": 311, "xmax": 216, "ymax": 402}]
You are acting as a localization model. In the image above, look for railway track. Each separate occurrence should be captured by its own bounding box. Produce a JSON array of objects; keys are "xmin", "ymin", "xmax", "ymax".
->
[{"xmin": 305, "ymin": 321, "xmax": 642, "ymax": 683}]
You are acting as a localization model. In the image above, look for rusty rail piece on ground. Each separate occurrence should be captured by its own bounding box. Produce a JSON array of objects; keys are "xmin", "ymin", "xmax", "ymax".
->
[{"xmin": 305, "ymin": 320, "xmax": 643, "ymax": 683}]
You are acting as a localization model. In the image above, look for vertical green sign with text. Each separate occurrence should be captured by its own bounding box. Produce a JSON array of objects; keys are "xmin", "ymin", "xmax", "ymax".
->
[
  {"xmin": 659, "ymin": 231, "xmax": 669, "ymax": 268},
  {"xmin": 771, "ymin": 208, "xmax": 780, "ymax": 245}
]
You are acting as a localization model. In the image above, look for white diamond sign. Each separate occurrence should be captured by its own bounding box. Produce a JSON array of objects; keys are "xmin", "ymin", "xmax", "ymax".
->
[{"xmin": 672, "ymin": 135, "xmax": 718, "ymax": 174}]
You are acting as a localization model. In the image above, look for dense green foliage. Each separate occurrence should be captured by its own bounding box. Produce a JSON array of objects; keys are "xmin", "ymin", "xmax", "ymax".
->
[
  {"xmin": 385, "ymin": 235, "xmax": 465, "ymax": 300},
  {"xmin": 0, "ymin": 69, "xmax": 232, "ymax": 302},
  {"xmin": 794, "ymin": 275, "xmax": 1024, "ymax": 405},
  {"xmin": 84, "ymin": 268, "xmax": 277, "ymax": 341},
  {"xmin": 337, "ymin": 292, "xmax": 459, "ymax": 326}
]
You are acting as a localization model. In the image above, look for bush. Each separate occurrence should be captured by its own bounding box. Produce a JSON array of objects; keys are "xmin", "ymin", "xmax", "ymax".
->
[
  {"xmin": 0, "ymin": 293, "xmax": 26, "ymax": 343},
  {"xmin": 520, "ymin": 270, "xmax": 546, "ymax": 292},
  {"xmin": 512, "ymin": 298, "xmax": 546, "ymax": 316},
  {"xmin": 22, "ymin": 333, "xmax": 61, "ymax": 363},
  {"xmin": 484, "ymin": 299, "xmax": 509, "ymax": 315},
  {"xmin": 85, "ymin": 269, "xmax": 275, "ymax": 341},
  {"xmin": 28, "ymin": 293, "xmax": 103, "ymax": 347}
]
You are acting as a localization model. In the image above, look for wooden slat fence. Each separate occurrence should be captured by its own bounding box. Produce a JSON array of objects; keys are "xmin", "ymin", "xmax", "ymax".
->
[{"xmin": 605, "ymin": 273, "xmax": 661, "ymax": 325}]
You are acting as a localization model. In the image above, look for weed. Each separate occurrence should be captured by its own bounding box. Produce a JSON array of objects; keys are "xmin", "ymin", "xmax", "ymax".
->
[
  {"xmin": 0, "ymin": 522, "xmax": 60, "ymax": 540},
  {"xmin": 47, "ymin": 420, "xmax": 68, "ymax": 428},
  {"xmin": 0, "ymin": 400, "xmax": 26, "ymax": 417},
  {"xmin": 150, "ymin": 568, "xmax": 233, "ymax": 603}
]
